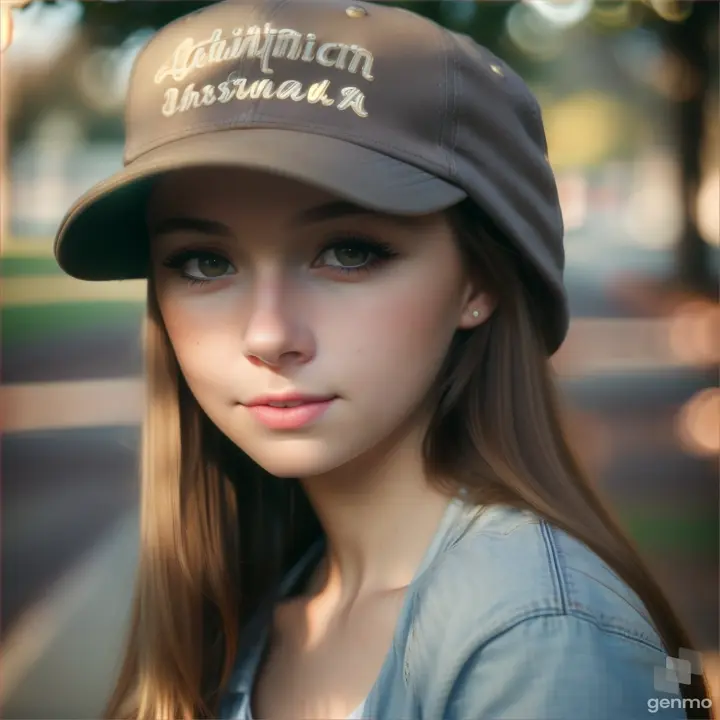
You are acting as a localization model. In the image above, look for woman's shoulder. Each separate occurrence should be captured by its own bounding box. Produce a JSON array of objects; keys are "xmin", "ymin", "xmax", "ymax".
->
[
  {"xmin": 412, "ymin": 502, "xmax": 664, "ymax": 651},
  {"xmin": 399, "ymin": 504, "xmax": 679, "ymax": 718}
]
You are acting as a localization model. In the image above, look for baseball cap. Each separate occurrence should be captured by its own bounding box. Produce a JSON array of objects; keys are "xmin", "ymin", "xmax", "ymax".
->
[{"xmin": 53, "ymin": 0, "xmax": 568, "ymax": 353}]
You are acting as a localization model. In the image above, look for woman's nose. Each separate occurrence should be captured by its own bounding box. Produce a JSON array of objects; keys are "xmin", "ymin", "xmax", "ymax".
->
[{"xmin": 242, "ymin": 278, "xmax": 316, "ymax": 369}]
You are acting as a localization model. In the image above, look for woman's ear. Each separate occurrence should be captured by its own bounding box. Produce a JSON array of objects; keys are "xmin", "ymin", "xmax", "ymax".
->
[{"xmin": 457, "ymin": 287, "xmax": 497, "ymax": 330}]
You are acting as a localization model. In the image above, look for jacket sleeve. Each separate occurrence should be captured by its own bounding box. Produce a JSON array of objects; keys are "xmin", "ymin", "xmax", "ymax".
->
[{"xmin": 439, "ymin": 613, "xmax": 688, "ymax": 720}]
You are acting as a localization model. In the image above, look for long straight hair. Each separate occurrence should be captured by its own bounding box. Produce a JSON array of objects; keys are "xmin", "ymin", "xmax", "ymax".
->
[{"xmin": 104, "ymin": 199, "xmax": 712, "ymax": 719}]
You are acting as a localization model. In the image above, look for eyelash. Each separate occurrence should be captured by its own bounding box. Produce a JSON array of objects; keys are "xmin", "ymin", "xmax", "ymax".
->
[
  {"xmin": 162, "ymin": 248, "xmax": 231, "ymax": 286},
  {"xmin": 161, "ymin": 237, "xmax": 399, "ymax": 286}
]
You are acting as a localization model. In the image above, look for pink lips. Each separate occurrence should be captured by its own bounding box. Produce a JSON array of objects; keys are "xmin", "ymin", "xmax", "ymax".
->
[{"xmin": 244, "ymin": 394, "xmax": 336, "ymax": 430}]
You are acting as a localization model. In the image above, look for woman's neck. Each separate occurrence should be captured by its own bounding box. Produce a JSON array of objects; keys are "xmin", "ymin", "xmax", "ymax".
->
[{"xmin": 298, "ymin": 421, "xmax": 454, "ymax": 607}]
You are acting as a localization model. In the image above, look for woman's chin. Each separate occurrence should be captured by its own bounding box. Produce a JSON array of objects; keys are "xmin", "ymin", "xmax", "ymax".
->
[{"xmin": 236, "ymin": 438, "xmax": 349, "ymax": 480}]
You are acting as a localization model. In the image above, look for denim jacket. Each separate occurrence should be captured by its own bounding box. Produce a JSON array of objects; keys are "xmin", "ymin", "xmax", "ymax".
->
[{"xmin": 219, "ymin": 500, "xmax": 688, "ymax": 719}]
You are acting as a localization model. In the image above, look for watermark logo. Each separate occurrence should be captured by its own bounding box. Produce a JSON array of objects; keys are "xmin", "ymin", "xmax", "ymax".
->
[
  {"xmin": 654, "ymin": 648, "xmax": 704, "ymax": 694},
  {"xmin": 647, "ymin": 648, "xmax": 712, "ymax": 714}
]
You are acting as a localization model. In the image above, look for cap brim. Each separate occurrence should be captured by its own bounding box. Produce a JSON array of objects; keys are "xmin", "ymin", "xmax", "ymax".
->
[{"xmin": 54, "ymin": 128, "xmax": 467, "ymax": 280}]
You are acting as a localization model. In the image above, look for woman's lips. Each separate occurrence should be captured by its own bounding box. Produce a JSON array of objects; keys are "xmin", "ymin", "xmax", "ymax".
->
[{"xmin": 245, "ymin": 399, "xmax": 335, "ymax": 430}]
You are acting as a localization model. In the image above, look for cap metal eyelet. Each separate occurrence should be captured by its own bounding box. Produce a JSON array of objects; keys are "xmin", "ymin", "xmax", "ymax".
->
[
  {"xmin": 346, "ymin": 5, "xmax": 368, "ymax": 18},
  {"xmin": 490, "ymin": 64, "xmax": 504, "ymax": 77}
]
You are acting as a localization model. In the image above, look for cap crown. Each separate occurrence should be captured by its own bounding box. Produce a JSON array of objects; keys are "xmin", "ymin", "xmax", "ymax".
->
[{"xmin": 126, "ymin": 0, "xmax": 452, "ymax": 172}]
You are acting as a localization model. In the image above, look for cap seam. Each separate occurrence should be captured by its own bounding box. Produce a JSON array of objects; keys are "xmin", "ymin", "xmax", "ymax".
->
[
  {"xmin": 436, "ymin": 24, "xmax": 454, "ymax": 180},
  {"xmin": 126, "ymin": 120, "xmax": 454, "ymax": 179},
  {"xmin": 446, "ymin": 32, "xmax": 460, "ymax": 181}
]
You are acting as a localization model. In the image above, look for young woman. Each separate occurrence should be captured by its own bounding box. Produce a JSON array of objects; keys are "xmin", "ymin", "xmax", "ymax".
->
[{"xmin": 53, "ymin": 0, "xmax": 712, "ymax": 718}]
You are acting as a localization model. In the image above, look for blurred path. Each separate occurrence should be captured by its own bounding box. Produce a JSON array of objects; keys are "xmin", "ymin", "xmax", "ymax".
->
[
  {"xmin": 1, "ymin": 277, "xmax": 144, "ymax": 638},
  {"xmin": 1, "ymin": 426, "xmax": 139, "ymax": 635},
  {"xmin": 1, "ymin": 511, "xmax": 138, "ymax": 719}
]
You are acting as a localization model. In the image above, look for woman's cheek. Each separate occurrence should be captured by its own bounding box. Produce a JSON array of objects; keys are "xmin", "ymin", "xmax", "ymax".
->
[{"xmin": 162, "ymin": 308, "xmax": 243, "ymax": 392}]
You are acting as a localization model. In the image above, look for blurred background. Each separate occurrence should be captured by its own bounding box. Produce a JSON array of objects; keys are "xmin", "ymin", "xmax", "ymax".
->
[{"xmin": 0, "ymin": 0, "xmax": 718, "ymax": 717}]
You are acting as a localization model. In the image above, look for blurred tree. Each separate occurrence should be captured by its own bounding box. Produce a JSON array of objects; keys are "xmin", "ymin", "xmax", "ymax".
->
[{"xmin": 654, "ymin": 2, "xmax": 718, "ymax": 295}]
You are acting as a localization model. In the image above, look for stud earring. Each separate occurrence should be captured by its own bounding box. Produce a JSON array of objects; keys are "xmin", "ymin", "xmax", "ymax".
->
[{"xmin": 472, "ymin": 309, "xmax": 480, "ymax": 318}]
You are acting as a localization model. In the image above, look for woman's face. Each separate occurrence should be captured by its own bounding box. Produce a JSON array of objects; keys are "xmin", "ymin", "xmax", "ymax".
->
[{"xmin": 148, "ymin": 168, "xmax": 489, "ymax": 478}]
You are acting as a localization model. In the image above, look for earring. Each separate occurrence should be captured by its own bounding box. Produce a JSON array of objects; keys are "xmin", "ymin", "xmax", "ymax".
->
[{"xmin": 472, "ymin": 309, "xmax": 480, "ymax": 318}]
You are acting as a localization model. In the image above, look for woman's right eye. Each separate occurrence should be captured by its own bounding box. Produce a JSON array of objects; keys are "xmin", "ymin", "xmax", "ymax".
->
[{"xmin": 162, "ymin": 251, "xmax": 236, "ymax": 283}]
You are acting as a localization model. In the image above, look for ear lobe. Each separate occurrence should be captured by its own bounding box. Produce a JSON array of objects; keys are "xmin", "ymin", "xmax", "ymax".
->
[{"xmin": 458, "ymin": 291, "xmax": 496, "ymax": 329}]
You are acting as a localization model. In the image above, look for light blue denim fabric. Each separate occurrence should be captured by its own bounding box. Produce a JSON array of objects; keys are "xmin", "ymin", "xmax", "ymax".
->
[{"xmin": 219, "ymin": 500, "xmax": 688, "ymax": 719}]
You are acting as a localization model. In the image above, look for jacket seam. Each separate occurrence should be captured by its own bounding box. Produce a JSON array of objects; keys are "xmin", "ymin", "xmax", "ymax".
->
[
  {"xmin": 568, "ymin": 565, "xmax": 659, "ymax": 631},
  {"xmin": 551, "ymin": 534, "xmax": 664, "ymax": 648},
  {"xmin": 486, "ymin": 605, "xmax": 667, "ymax": 653},
  {"xmin": 540, "ymin": 521, "xmax": 568, "ymax": 614}
]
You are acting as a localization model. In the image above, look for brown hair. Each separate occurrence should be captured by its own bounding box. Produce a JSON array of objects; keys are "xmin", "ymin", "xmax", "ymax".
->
[{"xmin": 105, "ymin": 199, "xmax": 712, "ymax": 719}]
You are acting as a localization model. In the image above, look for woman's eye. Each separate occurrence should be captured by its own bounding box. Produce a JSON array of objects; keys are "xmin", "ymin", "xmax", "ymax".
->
[
  {"xmin": 186, "ymin": 255, "xmax": 234, "ymax": 279},
  {"xmin": 323, "ymin": 244, "xmax": 372, "ymax": 268},
  {"xmin": 316, "ymin": 240, "xmax": 396, "ymax": 272},
  {"xmin": 162, "ymin": 251, "xmax": 236, "ymax": 282}
]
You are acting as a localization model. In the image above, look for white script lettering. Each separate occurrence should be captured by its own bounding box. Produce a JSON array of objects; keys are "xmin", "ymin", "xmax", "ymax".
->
[
  {"xmin": 155, "ymin": 24, "xmax": 375, "ymax": 84},
  {"xmin": 161, "ymin": 77, "xmax": 371, "ymax": 117}
]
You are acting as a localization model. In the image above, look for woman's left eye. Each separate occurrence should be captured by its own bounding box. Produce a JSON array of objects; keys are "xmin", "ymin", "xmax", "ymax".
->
[
  {"xmin": 315, "ymin": 239, "xmax": 397, "ymax": 274},
  {"xmin": 162, "ymin": 250, "xmax": 236, "ymax": 284}
]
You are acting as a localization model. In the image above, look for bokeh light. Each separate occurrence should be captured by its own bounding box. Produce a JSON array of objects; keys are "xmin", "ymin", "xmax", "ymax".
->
[
  {"xmin": 646, "ymin": 0, "xmax": 693, "ymax": 24},
  {"xmin": 1, "ymin": 4, "xmax": 14, "ymax": 53},
  {"xmin": 668, "ymin": 301, "xmax": 720, "ymax": 367},
  {"xmin": 1, "ymin": 0, "xmax": 80, "ymax": 63},
  {"xmin": 591, "ymin": 1, "xmax": 637, "ymax": 29},
  {"xmin": 506, "ymin": 3, "xmax": 567, "ymax": 61},
  {"xmin": 675, "ymin": 388, "xmax": 720, "ymax": 457},
  {"xmin": 544, "ymin": 92, "xmax": 629, "ymax": 168},
  {"xmin": 522, "ymin": 0, "xmax": 593, "ymax": 29},
  {"xmin": 622, "ymin": 156, "xmax": 681, "ymax": 250},
  {"xmin": 697, "ymin": 169, "xmax": 720, "ymax": 247}
]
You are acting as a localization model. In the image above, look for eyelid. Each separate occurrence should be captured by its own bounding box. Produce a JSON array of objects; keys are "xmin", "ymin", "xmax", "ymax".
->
[
  {"xmin": 313, "ymin": 232, "xmax": 393, "ymax": 256},
  {"xmin": 161, "ymin": 235, "xmax": 396, "ymax": 269},
  {"xmin": 162, "ymin": 245, "xmax": 234, "ymax": 266}
]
